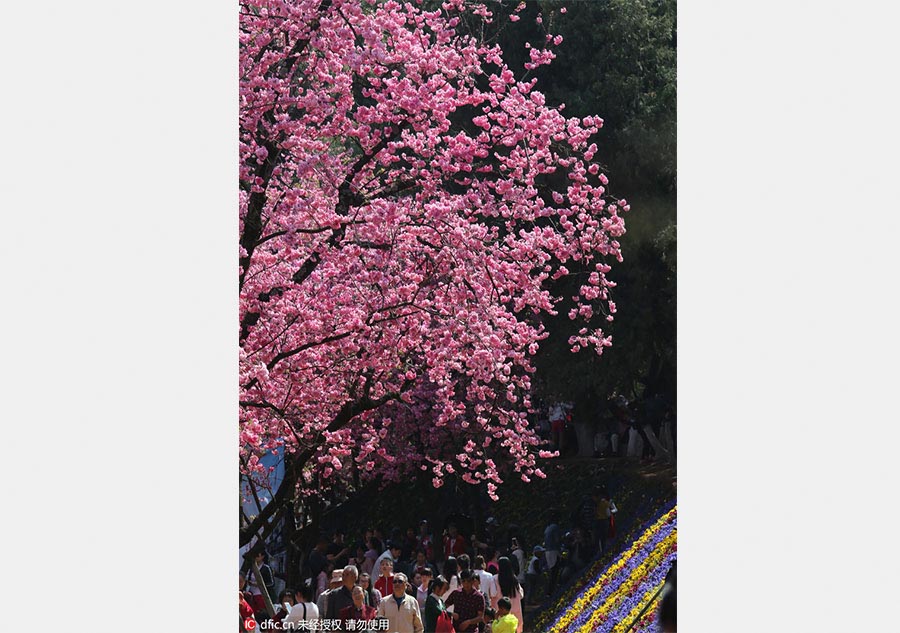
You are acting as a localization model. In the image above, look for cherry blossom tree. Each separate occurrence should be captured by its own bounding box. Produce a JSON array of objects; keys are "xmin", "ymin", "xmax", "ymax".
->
[{"xmin": 239, "ymin": 0, "xmax": 628, "ymax": 550}]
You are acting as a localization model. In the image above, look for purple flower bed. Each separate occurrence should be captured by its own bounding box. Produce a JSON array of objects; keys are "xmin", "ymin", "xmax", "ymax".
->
[
  {"xmin": 632, "ymin": 610, "xmax": 659, "ymax": 633},
  {"xmin": 549, "ymin": 511, "xmax": 676, "ymax": 632},
  {"xmin": 535, "ymin": 498, "xmax": 677, "ymax": 632},
  {"xmin": 594, "ymin": 550, "xmax": 676, "ymax": 633}
]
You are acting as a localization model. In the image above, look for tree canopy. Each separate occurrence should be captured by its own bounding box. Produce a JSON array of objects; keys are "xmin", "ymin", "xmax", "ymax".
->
[{"xmin": 239, "ymin": 0, "xmax": 634, "ymax": 544}]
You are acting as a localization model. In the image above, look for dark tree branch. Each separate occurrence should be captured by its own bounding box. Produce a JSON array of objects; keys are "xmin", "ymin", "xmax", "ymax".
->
[
  {"xmin": 239, "ymin": 136, "xmax": 282, "ymax": 290},
  {"xmin": 239, "ymin": 383, "xmax": 410, "ymax": 548},
  {"xmin": 266, "ymin": 329, "xmax": 357, "ymax": 371}
]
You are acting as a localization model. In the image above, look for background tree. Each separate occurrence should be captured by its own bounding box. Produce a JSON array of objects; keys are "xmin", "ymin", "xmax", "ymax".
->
[{"xmin": 489, "ymin": 0, "xmax": 677, "ymax": 410}]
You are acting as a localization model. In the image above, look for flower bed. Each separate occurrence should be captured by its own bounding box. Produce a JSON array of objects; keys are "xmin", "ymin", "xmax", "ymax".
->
[
  {"xmin": 538, "ymin": 506, "xmax": 676, "ymax": 633},
  {"xmin": 587, "ymin": 547, "xmax": 674, "ymax": 633},
  {"xmin": 530, "ymin": 491, "xmax": 674, "ymax": 632},
  {"xmin": 629, "ymin": 594, "xmax": 661, "ymax": 633}
]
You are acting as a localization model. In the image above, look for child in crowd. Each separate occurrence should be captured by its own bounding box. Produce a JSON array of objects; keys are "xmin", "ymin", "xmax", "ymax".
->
[{"xmin": 491, "ymin": 598, "xmax": 518, "ymax": 633}]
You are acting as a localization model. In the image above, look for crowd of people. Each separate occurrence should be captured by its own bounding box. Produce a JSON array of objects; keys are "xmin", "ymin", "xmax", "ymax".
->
[
  {"xmin": 239, "ymin": 486, "xmax": 621, "ymax": 633},
  {"xmin": 535, "ymin": 394, "xmax": 676, "ymax": 461}
]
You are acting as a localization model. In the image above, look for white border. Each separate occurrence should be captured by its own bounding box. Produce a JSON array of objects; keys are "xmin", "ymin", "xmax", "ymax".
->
[
  {"xmin": 680, "ymin": 1, "xmax": 900, "ymax": 630},
  {"xmin": 1, "ymin": 0, "xmax": 236, "ymax": 630}
]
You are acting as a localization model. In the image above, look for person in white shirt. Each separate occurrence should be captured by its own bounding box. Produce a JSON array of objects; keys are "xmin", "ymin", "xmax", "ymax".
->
[
  {"xmin": 283, "ymin": 583, "xmax": 319, "ymax": 629},
  {"xmin": 473, "ymin": 555, "xmax": 495, "ymax": 604},
  {"xmin": 376, "ymin": 572, "xmax": 424, "ymax": 633},
  {"xmin": 443, "ymin": 557, "xmax": 461, "ymax": 594},
  {"xmin": 549, "ymin": 402, "xmax": 565, "ymax": 423},
  {"xmin": 549, "ymin": 401, "xmax": 571, "ymax": 451}
]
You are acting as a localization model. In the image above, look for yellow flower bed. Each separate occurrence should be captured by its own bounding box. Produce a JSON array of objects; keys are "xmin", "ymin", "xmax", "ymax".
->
[
  {"xmin": 609, "ymin": 580, "xmax": 666, "ymax": 633},
  {"xmin": 548, "ymin": 507, "xmax": 677, "ymax": 633},
  {"xmin": 574, "ymin": 532, "xmax": 677, "ymax": 633}
]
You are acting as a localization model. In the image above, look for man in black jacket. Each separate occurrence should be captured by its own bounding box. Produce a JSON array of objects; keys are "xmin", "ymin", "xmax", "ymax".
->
[{"xmin": 326, "ymin": 565, "xmax": 359, "ymax": 625}]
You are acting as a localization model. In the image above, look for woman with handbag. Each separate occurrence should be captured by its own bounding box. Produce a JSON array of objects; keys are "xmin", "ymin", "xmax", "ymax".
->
[{"xmin": 424, "ymin": 575, "xmax": 454, "ymax": 633}]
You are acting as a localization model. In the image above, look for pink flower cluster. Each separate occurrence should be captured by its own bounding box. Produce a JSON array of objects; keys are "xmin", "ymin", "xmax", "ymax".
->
[{"xmin": 239, "ymin": 0, "xmax": 627, "ymax": 500}]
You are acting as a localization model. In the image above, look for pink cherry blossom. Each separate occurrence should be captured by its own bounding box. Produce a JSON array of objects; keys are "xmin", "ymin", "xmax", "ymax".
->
[{"xmin": 239, "ymin": 0, "xmax": 627, "ymax": 542}]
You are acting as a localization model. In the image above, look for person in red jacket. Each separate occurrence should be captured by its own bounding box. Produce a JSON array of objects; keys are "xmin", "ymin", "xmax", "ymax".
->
[
  {"xmin": 374, "ymin": 557, "xmax": 395, "ymax": 598},
  {"xmin": 239, "ymin": 590, "xmax": 255, "ymax": 632},
  {"xmin": 444, "ymin": 524, "xmax": 467, "ymax": 558},
  {"xmin": 340, "ymin": 586, "xmax": 377, "ymax": 629}
]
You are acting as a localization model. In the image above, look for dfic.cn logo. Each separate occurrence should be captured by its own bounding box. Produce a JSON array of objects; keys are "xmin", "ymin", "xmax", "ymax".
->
[{"xmin": 244, "ymin": 618, "xmax": 257, "ymax": 631}]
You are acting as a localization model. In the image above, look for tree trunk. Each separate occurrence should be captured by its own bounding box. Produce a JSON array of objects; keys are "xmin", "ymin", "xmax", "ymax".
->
[
  {"xmin": 626, "ymin": 428, "xmax": 643, "ymax": 457},
  {"xmin": 642, "ymin": 424, "xmax": 673, "ymax": 463},
  {"xmin": 660, "ymin": 420, "xmax": 675, "ymax": 455},
  {"xmin": 251, "ymin": 560, "xmax": 277, "ymax": 619},
  {"xmin": 593, "ymin": 430, "xmax": 609, "ymax": 454},
  {"xmin": 573, "ymin": 422, "xmax": 595, "ymax": 457}
]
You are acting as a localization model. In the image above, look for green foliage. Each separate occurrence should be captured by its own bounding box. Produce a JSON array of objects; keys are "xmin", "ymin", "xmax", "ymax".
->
[
  {"xmin": 534, "ymin": 216, "xmax": 676, "ymax": 405},
  {"xmin": 540, "ymin": 0, "xmax": 676, "ymax": 193},
  {"xmin": 488, "ymin": 0, "xmax": 678, "ymax": 406}
]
